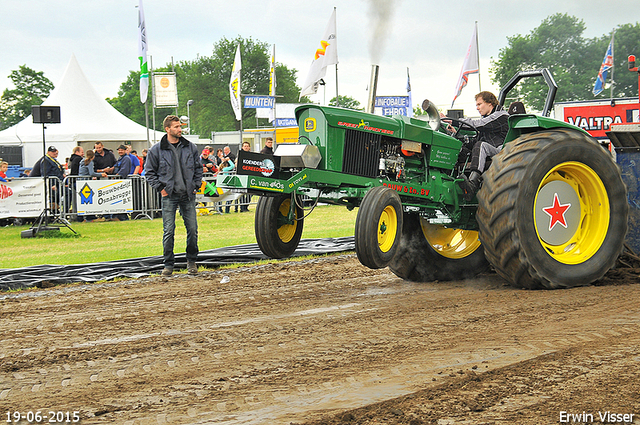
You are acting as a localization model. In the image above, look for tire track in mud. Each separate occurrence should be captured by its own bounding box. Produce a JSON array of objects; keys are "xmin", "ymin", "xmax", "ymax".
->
[{"xmin": 1, "ymin": 255, "xmax": 639, "ymax": 424}]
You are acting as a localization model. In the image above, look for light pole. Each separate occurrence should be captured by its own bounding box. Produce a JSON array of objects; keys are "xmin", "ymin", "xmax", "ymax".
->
[{"xmin": 187, "ymin": 99, "xmax": 195, "ymax": 135}]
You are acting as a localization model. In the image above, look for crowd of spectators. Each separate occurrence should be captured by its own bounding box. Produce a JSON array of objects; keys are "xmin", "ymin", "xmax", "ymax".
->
[{"xmin": 2, "ymin": 137, "xmax": 275, "ymax": 222}]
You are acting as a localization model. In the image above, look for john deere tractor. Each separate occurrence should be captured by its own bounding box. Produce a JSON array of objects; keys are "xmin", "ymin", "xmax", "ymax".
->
[{"xmin": 217, "ymin": 69, "xmax": 628, "ymax": 289}]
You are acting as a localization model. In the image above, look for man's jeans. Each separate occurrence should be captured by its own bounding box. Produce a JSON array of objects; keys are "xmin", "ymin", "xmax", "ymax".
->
[{"xmin": 161, "ymin": 192, "xmax": 198, "ymax": 268}]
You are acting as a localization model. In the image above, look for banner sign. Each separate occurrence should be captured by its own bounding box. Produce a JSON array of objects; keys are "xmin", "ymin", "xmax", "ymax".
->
[
  {"xmin": 236, "ymin": 151, "xmax": 280, "ymax": 179},
  {"xmin": 375, "ymin": 96, "xmax": 410, "ymax": 116},
  {"xmin": 76, "ymin": 179, "xmax": 133, "ymax": 215},
  {"xmin": 555, "ymin": 99, "xmax": 639, "ymax": 139},
  {"xmin": 244, "ymin": 96, "xmax": 275, "ymax": 108},
  {"xmin": 0, "ymin": 178, "xmax": 45, "ymax": 218},
  {"xmin": 153, "ymin": 73, "xmax": 178, "ymax": 107},
  {"xmin": 275, "ymin": 118, "xmax": 298, "ymax": 127}
]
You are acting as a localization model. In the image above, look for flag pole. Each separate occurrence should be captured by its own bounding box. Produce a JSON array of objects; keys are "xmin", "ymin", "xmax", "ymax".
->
[
  {"xmin": 476, "ymin": 21, "xmax": 481, "ymax": 92},
  {"xmin": 334, "ymin": 7, "xmax": 339, "ymax": 101},
  {"xmin": 610, "ymin": 29, "xmax": 615, "ymax": 100}
]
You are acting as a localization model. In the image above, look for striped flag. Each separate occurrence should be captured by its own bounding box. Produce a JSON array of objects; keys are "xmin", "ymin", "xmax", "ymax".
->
[
  {"xmin": 137, "ymin": 0, "xmax": 149, "ymax": 103},
  {"xmin": 593, "ymin": 36, "xmax": 614, "ymax": 96},
  {"xmin": 452, "ymin": 23, "xmax": 479, "ymax": 108},
  {"xmin": 229, "ymin": 44, "xmax": 242, "ymax": 121}
]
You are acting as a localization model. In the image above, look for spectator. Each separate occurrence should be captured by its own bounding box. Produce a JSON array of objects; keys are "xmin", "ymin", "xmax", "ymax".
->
[
  {"xmin": 112, "ymin": 145, "xmax": 132, "ymax": 177},
  {"xmin": 42, "ymin": 146, "xmax": 66, "ymax": 211},
  {"xmin": 0, "ymin": 161, "xmax": 8, "ymax": 182},
  {"xmin": 93, "ymin": 141, "xmax": 117, "ymax": 174},
  {"xmin": 223, "ymin": 145, "xmax": 236, "ymax": 163},
  {"xmin": 126, "ymin": 145, "xmax": 141, "ymax": 175},
  {"xmin": 218, "ymin": 159, "xmax": 236, "ymax": 213},
  {"xmin": 145, "ymin": 115, "xmax": 202, "ymax": 276},
  {"xmin": 78, "ymin": 150, "xmax": 107, "ymax": 179},
  {"xmin": 201, "ymin": 149, "xmax": 217, "ymax": 174},
  {"xmin": 68, "ymin": 146, "xmax": 84, "ymax": 176},
  {"xmin": 236, "ymin": 141, "xmax": 251, "ymax": 212},
  {"xmin": 132, "ymin": 149, "xmax": 144, "ymax": 173},
  {"xmin": 261, "ymin": 137, "xmax": 274, "ymax": 154},
  {"xmin": 215, "ymin": 148, "xmax": 224, "ymax": 166}
]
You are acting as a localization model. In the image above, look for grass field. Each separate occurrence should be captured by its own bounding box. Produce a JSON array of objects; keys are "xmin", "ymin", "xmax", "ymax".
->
[{"xmin": 0, "ymin": 204, "xmax": 358, "ymax": 269}]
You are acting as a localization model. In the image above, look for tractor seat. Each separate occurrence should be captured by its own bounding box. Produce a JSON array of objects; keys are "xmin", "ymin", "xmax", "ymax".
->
[{"xmin": 508, "ymin": 101, "xmax": 526, "ymax": 115}]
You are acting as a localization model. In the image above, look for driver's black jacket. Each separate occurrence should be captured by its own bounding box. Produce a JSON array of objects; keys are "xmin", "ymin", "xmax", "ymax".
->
[{"xmin": 459, "ymin": 104, "xmax": 510, "ymax": 148}]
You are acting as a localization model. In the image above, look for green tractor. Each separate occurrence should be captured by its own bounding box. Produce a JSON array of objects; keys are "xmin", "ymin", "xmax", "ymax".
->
[{"xmin": 218, "ymin": 69, "xmax": 628, "ymax": 289}]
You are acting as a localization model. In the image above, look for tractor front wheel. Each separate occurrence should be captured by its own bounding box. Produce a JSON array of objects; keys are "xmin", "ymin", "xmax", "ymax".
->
[
  {"xmin": 355, "ymin": 186, "xmax": 403, "ymax": 269},
  {"xmin": 255, "ymin": 194, "xmax": 304, "ymax": 259}
]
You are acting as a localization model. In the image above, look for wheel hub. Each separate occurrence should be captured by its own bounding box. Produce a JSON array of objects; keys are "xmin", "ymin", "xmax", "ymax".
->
[{"xmin": 535, "ymin": 180, "xmax": 581, "ymax": 246}]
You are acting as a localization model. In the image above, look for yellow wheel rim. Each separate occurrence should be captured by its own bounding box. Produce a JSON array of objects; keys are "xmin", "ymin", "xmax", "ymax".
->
[
  {"xmin": 421, "ymin": 219, "xmax": 481, "ymax": 259},
  {"xmin": 277, "ymin": 198, "xmax": 298, "ymax": 243},
  {"xmin": 378, "ymin": 205, "xmax": 398, "ymax": 253},
  {"xmin": 533, "ymin": 161, "xmax": 609, "ymax": 265}
]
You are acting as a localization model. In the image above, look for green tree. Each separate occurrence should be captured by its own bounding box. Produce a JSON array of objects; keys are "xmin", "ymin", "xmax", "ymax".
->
[
  {"xmin": 109, "ymin": 36, "xmax": 306, "ymax": 137},
  {"xmin": 329, "ymin": 95, "xmax": 362, "ymax": 110},
  {"xmin": 0, "ymin": 65, "xmax": 54, "ymax": 130},
  {"xmin": 491, "ymin": 14, "xmax": 640, "ymax": 110}
]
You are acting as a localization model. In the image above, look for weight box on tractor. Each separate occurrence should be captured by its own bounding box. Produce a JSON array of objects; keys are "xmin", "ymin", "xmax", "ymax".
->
[{"xmin": 217, "ymin": 69, "xmax": 629, "ymax": 289}]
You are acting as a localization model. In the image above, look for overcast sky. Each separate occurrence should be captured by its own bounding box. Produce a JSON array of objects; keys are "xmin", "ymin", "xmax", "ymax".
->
[{"xmin": 1, "ymin": 0, "xmax": 637, "ymax": 119}]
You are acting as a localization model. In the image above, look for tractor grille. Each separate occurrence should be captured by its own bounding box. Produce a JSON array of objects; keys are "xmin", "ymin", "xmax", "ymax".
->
[{"xmin": 342, "ymin": 129, "xmax": 381, "ymax": 178}]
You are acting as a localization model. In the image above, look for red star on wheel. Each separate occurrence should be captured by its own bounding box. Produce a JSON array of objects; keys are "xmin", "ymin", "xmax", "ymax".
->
[{"xmin": 542, "ymin": 193, "xmax": 571, "ymax": 231}]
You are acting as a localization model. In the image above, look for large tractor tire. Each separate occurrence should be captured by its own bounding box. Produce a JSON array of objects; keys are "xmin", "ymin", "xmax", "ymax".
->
[
  {"xmin": 389, "ymin": 214, "xmax": 489, "ymax": 281},
  {"xmin": 477, "ymin": 128, "xmax": 628, "ymax": 289},
  {"xmin": 355, "ymin": 186, "xmax": 403, "ymax": 269},
  {"xmin": 255, "ymin": 194, "xmax": 304, "ymax": 259}
]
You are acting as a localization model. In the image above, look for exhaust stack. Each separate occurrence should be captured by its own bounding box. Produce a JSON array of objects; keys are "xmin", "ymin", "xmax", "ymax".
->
[{"xmin": 366, "ymin": 65, "xmax": 379, "ymax": 114}]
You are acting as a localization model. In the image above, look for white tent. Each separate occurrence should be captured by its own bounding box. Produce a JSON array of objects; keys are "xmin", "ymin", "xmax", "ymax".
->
[{"xmin": 0, "ymin": 54, "xmax": 153, "ymax": 167}]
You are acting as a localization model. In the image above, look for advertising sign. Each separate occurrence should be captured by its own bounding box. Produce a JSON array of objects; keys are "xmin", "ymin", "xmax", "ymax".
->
[
  {"xmin": 244, "ymin": 96, "xmax": 275, "ymax": 108},
  {"xmin": 236, "ymin": 151, "xmax": 280, "ymax": 179},
  {"xmin": 555, "ymin": 99, "xmax": 639, "ymax": 139},
  {"xmin": 275, "ymin": 118, "xmax": 298, "ymax": 127},
  {"xmin": 0, "ymin": 178, "xmax": 45, "ymax": 218},
  {"xmin": 375, "ymin": 96, "xmax": 411, "ymax": 116},
  {"xmin": 153, "ymin": 73, "xmax": 178, "ymax": 107},
  {"xmin": 76, "ymin": 179, "xmax": 133, "ymax": 215}
]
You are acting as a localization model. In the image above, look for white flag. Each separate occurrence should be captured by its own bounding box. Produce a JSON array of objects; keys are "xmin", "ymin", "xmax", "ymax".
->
[
  {"xmin": 407, "ymin": 67, "xmax": 413, "ymax": 118},
  {"xmin": 138, "ymin": 0, "xmax": 149, "ymax": 103},
  {"xmin": 229, "ymin": 44, "xmax": 242, "ymax": 121},
  {"xmin": 452, "ymin": 23, "xmax": 479, "ymax": 108},
  {"xmin": 300, "ymin": 8, "xmax": 338, "ymax": 99},
  {"xmin": 269, "ymin": 44, "xmax": 276, "ymax": 123}
]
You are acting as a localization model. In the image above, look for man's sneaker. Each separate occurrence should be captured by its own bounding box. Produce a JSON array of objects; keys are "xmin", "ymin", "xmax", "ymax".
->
[
  {"xmin": 187, "ymin": 261, "xmax": 198, "ymax": 275},
  {"xmin": 161, "ymin": 267, "xmax": 173, "ymax": 276}
]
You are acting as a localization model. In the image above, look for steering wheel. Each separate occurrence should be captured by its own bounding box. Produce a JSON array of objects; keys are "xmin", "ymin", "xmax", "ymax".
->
[{"xmin": 442, "ymin": 117, "xmax": 478, "ymax": 140}]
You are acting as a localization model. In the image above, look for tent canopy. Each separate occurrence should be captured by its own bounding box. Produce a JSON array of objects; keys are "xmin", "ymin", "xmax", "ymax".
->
[{"xmin": 0, "ymin": 54, "xmax": 152, "ymax": 166}]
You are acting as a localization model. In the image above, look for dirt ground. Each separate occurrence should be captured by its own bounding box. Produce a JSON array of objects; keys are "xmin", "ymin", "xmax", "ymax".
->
[{"xmin": 1, "ymin": 254, "xmax": 640, "ymax": 425}]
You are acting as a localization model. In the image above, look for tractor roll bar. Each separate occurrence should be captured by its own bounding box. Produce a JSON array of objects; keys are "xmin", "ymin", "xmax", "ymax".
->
[{"xmin": 497, "ymin": 68, "xmax": 558, "ymax": 117}]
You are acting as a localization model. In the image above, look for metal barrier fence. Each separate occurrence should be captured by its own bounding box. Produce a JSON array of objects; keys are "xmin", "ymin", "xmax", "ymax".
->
[
  {"xmin": 57, "ymin": 173, "xmax": 255, "ymax": 221},
  {"xmin": 2, "ymin": 172, "xmax": 256, "ymax": 223}
]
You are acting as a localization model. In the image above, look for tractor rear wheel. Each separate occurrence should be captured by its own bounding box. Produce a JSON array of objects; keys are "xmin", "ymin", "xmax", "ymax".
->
[
  {"xmin": 255, "ymin": 194, "xmax": 304, "ymax": 259},
  {"xmin": 355, "ymin": 186, "xmax": 403, "ymax": 269},
  {"xmin": 389, "ymin": 214, "xmax": 489, "ymax": 281},
  {"xmin": 477, "ymin": 128, "xmax": 628, "ymax": 289}
]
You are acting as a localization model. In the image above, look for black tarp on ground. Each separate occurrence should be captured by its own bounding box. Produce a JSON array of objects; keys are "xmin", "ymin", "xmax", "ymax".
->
[{"xmin": 0, "ymin": 237, "xmax": 355, "ymax": 291}]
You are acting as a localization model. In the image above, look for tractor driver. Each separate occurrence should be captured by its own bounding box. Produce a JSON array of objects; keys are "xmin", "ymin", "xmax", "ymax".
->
[{"xmin": 453, "ymin": 91, "xmax": 509, "ymax": 201}]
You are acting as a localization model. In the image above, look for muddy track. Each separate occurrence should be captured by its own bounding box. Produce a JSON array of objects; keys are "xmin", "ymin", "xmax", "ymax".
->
[{"xmin": 1, "ymin": 255, "xmax": 639, "ymax": 424}]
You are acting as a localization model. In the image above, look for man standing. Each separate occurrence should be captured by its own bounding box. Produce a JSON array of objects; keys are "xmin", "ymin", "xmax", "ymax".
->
[
  {"xmin": 260, "ymin": 137, "xmax": 274, "ymax": 154},
  {"xmin": 145, "ymin": 115, "xmax": 202, "ymax": 276},
  {"xmin": 68, "ymin": 146, "xmax": 84, "ymax": 176},
  {"xmin": 93, "ymin": 141, "xmax": 117, "ymax": 174}
]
